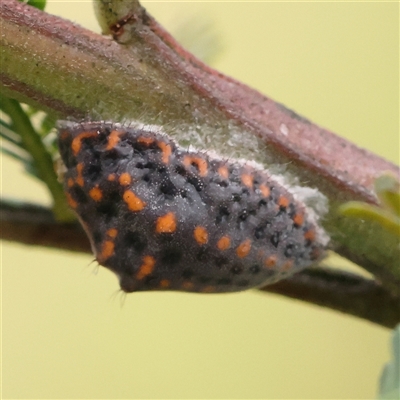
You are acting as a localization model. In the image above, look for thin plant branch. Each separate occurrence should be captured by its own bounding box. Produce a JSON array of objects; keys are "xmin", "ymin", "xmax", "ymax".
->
[
  {"xmin": 0, "ymin": 198, "xmax": 89, "ymax": 253},
  {"xmin": 260, "ymin": 267, "xmax": 400, "ymax": 329}
]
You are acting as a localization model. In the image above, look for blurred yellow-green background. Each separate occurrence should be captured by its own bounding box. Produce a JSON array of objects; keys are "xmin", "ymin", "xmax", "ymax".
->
[{"xmin": 2, "ymin": 1, "xmax": 398, "ymax": 398}]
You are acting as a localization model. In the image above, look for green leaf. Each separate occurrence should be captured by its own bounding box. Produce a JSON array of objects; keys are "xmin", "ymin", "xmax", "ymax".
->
[
  {"xmin": 0, "ymin": 97, "xmax": 75, "ymax": 221},
  {"xmin": 0, "ymin": 120, "xmax": 23, "ymax": 147},
  {"xmin": 375, "ymin": 173, "xmax": 400, "ymax": 216},
  {"xmin": 19, "ymin": 0, "xmax": 46, "ymax": 11},
  {"xmin": 338, "ymin": 173, "xmax": 400, "ymax": 238},
  {"xmin": 0, "ymin": 146, "xmax": 32, "ymax": 164},
  {"xmin": 339, "ymin": 201, "xmax": 400, "ymax": 237},
  {"xmin": 378, "ymin": 324, "xmax": 400, "ymax": 399}
]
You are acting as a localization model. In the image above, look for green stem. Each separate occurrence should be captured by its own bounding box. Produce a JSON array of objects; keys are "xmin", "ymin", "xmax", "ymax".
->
[{"xmin": 0, "ymin": 97, "xmax": 74, "ymax": 221}]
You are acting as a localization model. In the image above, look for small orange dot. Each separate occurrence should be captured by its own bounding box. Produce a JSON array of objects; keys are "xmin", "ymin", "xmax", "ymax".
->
[
  {"xmin": 105, "ymin": 130, "xmax": 122, "ymax": 150},
  {"xmin": 75, "ymin": 163, "xmax": 84, "ymax": 187},
  {"xmin": 278, "ymin": 196, "xmax": 290, "ymax": 209},
  {"xmin": 183, "ymin": 156, "xmax": 208, "ymax": 177},
  {"xmin": 123, "ymin": 190, "xmax": 146, "ymax": 211},
  {"xmin": 137, "ymin": 136, "xmax": 155, "ymax": 146},
  {"xmin": 182, "ymin": 281, "xmax": 194, "ymax": 290},
  {"xmin": 60, "ymin": 131, "xmax": 69, "ymax": 141},
  {"xmin": 66, "ymin": 193, "xmax": 77, "ymax": 209},
  {"xmin": 304, "ymin": 229, "xmax": 316, "ymax": 242},
  {"xmin": 100, "ymin": 240, "xmax": 115, "ymax": 261},
  {"xmin": 293, "ymin": 213, "xmax": 304, "ymax": 226},
  {"xmin": 218, "ymin": 165, "xmax": 229, "ymax": 179},
  {"xmin": 71, "ymin": 131, "xmax": 97, "ymax": 155},
  {"xmin": 136, "ymin": 255, "xmax": 156, "ymax": 280},
  {"xmin": 89, "ymin": 186, "xmax": 103, "ymax": 201},
  {"xmin": 259, "ymin": 183, "xmax": 270, "ymax": 197},
  {"xmin": 194, "ymin": 226, "xmax": 208, "ymax": 245},
  {"xmin": 67, "ymin": 178, "xmax": 74, "ymax": 188},
  {"xmin": 156, "ymin": 212, "xmax": 177, "ymax": 234},
  {"xmin": 202, "ymin": 286, "xmax": 216, "ymax": 293},
  {"xmin": 217, "ymin": 236, "xmax": 231, "ymax": 251},
  {"xmin": 241, "ymin": 173, "xmax": 253, "ymax": 189},
  {"xmin": 107, "ymin": 228, "xmax": 118, "ymax": 238},
  {"xmin": 236, "ymin": 239, "xmax": 251, "ymax": 258},
  {"xmin": 158, "ymin": 141, "xmax": 172, "ymax": 164},
  {"xmin": 265, "ymin": 255, "xmax": 277, "ymax": 268},
  {"xmin": 119, "ymin": 172, "xmax": 132, "ymax": 186},
  {"xmin": 159, "ymin": 279, "xmax": 170, "ymax": 288},
  {"xmin": 107, "ymin": 174, "xmax": 116, "ymax": 181}
]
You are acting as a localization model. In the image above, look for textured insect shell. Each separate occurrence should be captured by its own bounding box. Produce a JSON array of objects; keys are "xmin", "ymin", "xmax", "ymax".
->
[{"xmin": 57, "ymin": 120, "xmax": 326, "ymax": 294}]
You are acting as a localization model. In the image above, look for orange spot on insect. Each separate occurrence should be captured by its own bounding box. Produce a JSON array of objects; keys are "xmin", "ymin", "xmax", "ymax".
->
[
  {"xmin": 304, "ymin": 229, "xmax": 316, "ymax": 242},
  {"xmin": 66, "ymin": 193, "xmax": 77, "ymax": 209},
  {"xmin": 217, "ymin": 236, "xmax": 231, "ymax": 251},
  {"xmin": 123, "ymin": 190, "xmax": 146, "ymax": 211},
  {"xmin": 183, "ymin": 155, "xmax": 208, "ymax": 177},
  {"xmin": 60, "ymin": 131, "xmax": 69, "ymax": 141},
  {"xmin": 241, "ymin": 173, "xmax": 253, "ymax": 189},
  {"xmin": 293, "ymin": 213, "xmax": 304, "ymax": 227},
  {"xmin": 182, "ymin": 281, "xmax": 194, "ymax": 290},
  {"xmin": 259, "ymin": 183, "xmax": 270, "ymax": 197},
  {"xmin": 136, "ymin": 255, "xmax": 156, "ymax": 280},
  {"xmin": 105, "ymin": 130, "xmax": 122, "ymax": 150},
  {"xmin": 158, "ymin": 141, "xmax": 172, "ymax": 164},
  {"xmin": 278, "ymin": 196, "xmax": 290, "ymax": 209},
  {"xmin": 282, "ymin": 260, "xmax": 293, "ymax": 271},
  {"xmin": 107, "ymin": 174, "xmax": 116, "ymax": 181},
  {"xmin": 218, "ymin": 165, "xmax": 229, "ymax": 179},
  {"xmin": 100, "ymin": 240, "xmax": 115, "ymax": 261},
  {"xmin": 138, "ymin": 136, "xmax": 155, "ymax": 146},
  {"xmin": 194, "ymin": 226, "xmax": 208, "ymax": 245},
  {"xmin": 71, "ymin": 131, "xmax": 97, "ymax": 155},
  {"xmin": 202, "ymin": 286, "xmax": 216, "ymax": 293},
  {"xmin": 156, "ymin": 212, "xmax": 177, "ymax": 234},
  {"xmin": 89, "ymin": 186, "xmax": 103, "ymax": 201},
  {"xmin": 75, "ymin": 163, "xmax": 84, "ymax": 187},
  {"xmin": 107, "ymin": 228, "xmax": 118, "ymax": 238},
  {"xmin": 265, "ymin": 255, "xmax": 277, "ymax": 268},
  {"xmin": 159, "ymin": 279, "xmax": 170, "ymax": 288},
  {"xmin": 236, "ymin": 239, "xmax": 251, "ymax": 258},
  {"xmin": 119, "ymin": 172, "xmax": 132, "ymax": 186},
  {"xmin": 67, "ymin": 178, "xmax": 74, "ymax": 188}
]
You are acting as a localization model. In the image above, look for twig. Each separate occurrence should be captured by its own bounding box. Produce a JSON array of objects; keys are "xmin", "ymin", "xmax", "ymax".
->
[
  {"xmin": 261, "ymin": 267, "xmax": 400, "ymax": 329},
  {"xmin": 0, "ymin": 198, "xmax": 89, "ymax": 253}
]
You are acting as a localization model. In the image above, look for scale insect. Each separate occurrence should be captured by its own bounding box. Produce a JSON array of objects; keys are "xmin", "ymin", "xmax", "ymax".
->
[{"xmin": 58, "ymin": 121, "xmax": 326, "ymax": 293}]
